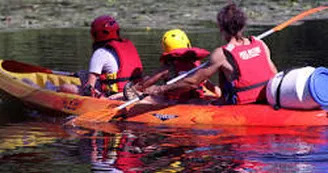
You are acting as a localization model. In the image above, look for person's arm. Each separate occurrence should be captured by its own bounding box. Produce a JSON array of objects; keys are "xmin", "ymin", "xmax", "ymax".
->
[
  {"xmin": 83, "ymin": 48, "xmax": 115, "ymax": 97},
  {"xmin": 81, "ymin": 72, "xmax": 102, "ymax": 97},
  {"xmin": 86, "ymin": 72, "xmax": 98, "ymax": 87},
  {"xmin": 144, "ymin": 48, "xmax": 225, "ymax": 95},
  {"xmin": 135, "ymin": 65, "xmax": 169, "ymax": 91},
  {"xmin": 83, "ymin": 56, "xmax": 102, "ymax": 96},
  {"xmin": 261, "ymin": 40, "xmax": 278, "ymax": 74}
]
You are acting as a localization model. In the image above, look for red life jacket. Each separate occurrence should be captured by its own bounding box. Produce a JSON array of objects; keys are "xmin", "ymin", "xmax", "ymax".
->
[
  {"xmin": 115, "ymin": 133, "xmax": 144, "ymax": 172},
  {"xmin": 160, "ymin": 47, "xmax": 210, "ymax": 63},
  {"xmin": 160, "ymin": 47, "xmax": 210, "ymax": 102},
  {"xmin": 222, "ymin": 36, "xmax": 275, "ymax": 104},
  {"xmin": 99, "ymin": 39, "xmax": 143, "ymax": 93}
]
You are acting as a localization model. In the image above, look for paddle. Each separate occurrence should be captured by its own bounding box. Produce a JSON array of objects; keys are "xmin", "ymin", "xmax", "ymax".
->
[
  {"xmin": 66, "ymin": 61, "xmax": 210, "ymax": 125},
  {"xmin": 4, "ymin": 60, "xmax": 78, "ymax": 77},
  {"xmin": 118, "ymin": 61, "xmax": 210, "ymax": 109},
  {"xmin": 257, "ymin": 6, "xmax": 328, "ymax": 39},
  {"xmin": 68, "ymin": 6, "xmax": 328, "ymax": 124},
  {"xmin": 50, "ymin": 70, "xmax": 78, "ymax": 77}
]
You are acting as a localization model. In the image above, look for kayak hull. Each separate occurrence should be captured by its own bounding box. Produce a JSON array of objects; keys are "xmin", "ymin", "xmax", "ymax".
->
[
  {"xmin": 0, "ymin": 59, "xmax": 327, "ymax": 126},
  {"xmin": 123, "ymin": 104, "xmax": 328, "ymax": 126}
]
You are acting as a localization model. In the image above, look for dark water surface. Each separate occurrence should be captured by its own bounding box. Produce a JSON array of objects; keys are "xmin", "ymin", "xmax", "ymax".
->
[{"xmin": 0, "ymin": 20, "xmax": 328, "ymax": 172}]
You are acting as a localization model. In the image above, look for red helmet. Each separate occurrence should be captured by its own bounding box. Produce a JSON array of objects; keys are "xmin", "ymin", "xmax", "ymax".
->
[{"xmin": 90, "ymin": 15, "xmax": 120, "ymax": 42}]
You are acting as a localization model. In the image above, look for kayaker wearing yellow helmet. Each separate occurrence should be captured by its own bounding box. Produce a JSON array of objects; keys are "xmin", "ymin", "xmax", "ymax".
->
[
  {"xmin": 130, "ymin": 29, "xmax": 220, "ymax": 104},
  {"xmin": 162, "ymin": 29, "xmax": 191, "ymax": 53}
]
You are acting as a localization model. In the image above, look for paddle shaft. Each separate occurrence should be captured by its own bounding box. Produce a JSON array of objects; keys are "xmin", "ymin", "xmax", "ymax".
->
[
  {"xmin": 51, "ymin": 70, "xmax": 77, "ymax": 77},
  {"xmin": 116, "ymin": 61, "xmax": 210, "ymax": 110}
]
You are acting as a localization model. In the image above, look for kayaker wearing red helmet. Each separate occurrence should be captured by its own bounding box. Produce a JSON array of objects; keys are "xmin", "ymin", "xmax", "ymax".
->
[
  {"xmin": 144, "ymin": 3, "xmax": 277, "ymax": 105},
  {"xmin": 82, "ymin": 15, "xmax": 143, "ymax": 98},
  {"xmin": 129, "ymin": 29, "xmax": 220, "ymax": 104}
]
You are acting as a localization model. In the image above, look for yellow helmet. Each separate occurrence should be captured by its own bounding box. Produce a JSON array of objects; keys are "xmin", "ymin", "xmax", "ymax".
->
[{"xmin": 162, "ymin": 29, "xmax": 191, "ymax": 53}]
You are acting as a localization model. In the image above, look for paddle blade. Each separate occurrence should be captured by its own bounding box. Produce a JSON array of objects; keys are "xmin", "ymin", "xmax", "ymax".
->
[
  {"xmin": 65, "ymin": 108, "xmax": 126, "ymax": 126},
  {"xmin": 273, "ymin": 6, "xmax": 328, "ymax": 32},
  {"xmin": 257, "ymin": 6, "xmax": 328, "ymax": 39}
]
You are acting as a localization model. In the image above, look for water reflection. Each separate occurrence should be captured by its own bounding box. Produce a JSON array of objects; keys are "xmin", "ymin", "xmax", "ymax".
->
[
  {"xmin": 67, "ymin": 122, "xmax": 328, "ymax": 172},
  {"xmin": 0, "ymin": 121, "xmax": 86, "ymax": 173},
  {"xmin": 0, "ymin": 112, "xmax": 328, "ymax": 172}
]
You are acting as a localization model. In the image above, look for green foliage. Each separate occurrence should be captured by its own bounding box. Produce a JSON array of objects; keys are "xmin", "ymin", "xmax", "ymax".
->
[{"xmin": 107, "ymin": 0, "xmax": 117, "ymax": 6}]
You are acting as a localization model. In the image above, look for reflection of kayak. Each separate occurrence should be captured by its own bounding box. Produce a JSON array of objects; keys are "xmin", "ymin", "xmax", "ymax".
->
[
  {"xmin": 0, "ymin": 121, "xmax": 69, "ymax": 152},
  {"xmin": 0, "ymin": 59, "xmax": 328, "ymax": 126}
]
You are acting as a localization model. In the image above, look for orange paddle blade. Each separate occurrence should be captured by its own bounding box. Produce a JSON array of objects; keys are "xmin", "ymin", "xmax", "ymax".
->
[
  {"xmin": 65, "ymin": 108, "xmax": 126, "ymax": 125},
  {"xmin": 273, "ymin": 6, "xmax": 328, "ymax": 31}
]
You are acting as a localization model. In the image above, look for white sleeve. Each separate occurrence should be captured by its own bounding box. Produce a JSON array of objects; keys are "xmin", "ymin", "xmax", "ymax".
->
[{"xmin": 89, "ymin": 48, "xmax": 119, "ymax": 75}]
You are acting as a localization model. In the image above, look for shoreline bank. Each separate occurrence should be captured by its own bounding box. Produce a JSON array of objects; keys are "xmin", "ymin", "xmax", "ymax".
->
[{"xmin": 0, "ymin": 1, "xmax": 328, "ymax": 30}]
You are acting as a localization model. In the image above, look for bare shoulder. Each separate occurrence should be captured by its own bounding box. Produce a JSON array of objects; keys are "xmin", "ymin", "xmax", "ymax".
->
[
  {"xmin": 255, "ymin": 37, "xmax": 269, "ymax": 48},
  {"xmin": 210, "ymin": 47, "xmax": 226, "ymax": 67},
  {"xmin": 258, "ymin": 39, "xmax": 269, "ymax": 47}
]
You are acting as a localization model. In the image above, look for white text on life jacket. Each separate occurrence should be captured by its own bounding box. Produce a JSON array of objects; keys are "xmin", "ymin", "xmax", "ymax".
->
[{"xmin": 239, "ymin": 46, "xmax": 261, "ymax": 60}]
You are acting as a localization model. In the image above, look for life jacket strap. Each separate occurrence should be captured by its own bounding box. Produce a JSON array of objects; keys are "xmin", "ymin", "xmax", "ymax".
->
[
  {"xmin": 232, "ymin": 80, "xmax": 269, "ymax": 93},
  {"xmin": 101, "ymin": 75, "xmax": 142, "ymax": 84}
]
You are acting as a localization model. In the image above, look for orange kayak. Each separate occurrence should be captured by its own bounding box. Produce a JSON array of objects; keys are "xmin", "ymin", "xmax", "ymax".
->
[{"xmin": 0, "ymin": 59, "xmax": 327, "ymax": 126}]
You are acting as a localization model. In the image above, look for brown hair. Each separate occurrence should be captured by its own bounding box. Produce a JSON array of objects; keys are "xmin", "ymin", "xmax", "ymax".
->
[{"xmin": 217, "ymin": 3, "xmax": 247, "ymax": 41}]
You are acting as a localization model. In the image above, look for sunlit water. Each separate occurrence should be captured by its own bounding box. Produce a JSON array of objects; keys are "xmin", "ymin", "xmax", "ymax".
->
[{"xmin": 0, "ymin": 20, "xmax": 328, "ymax": 172}]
